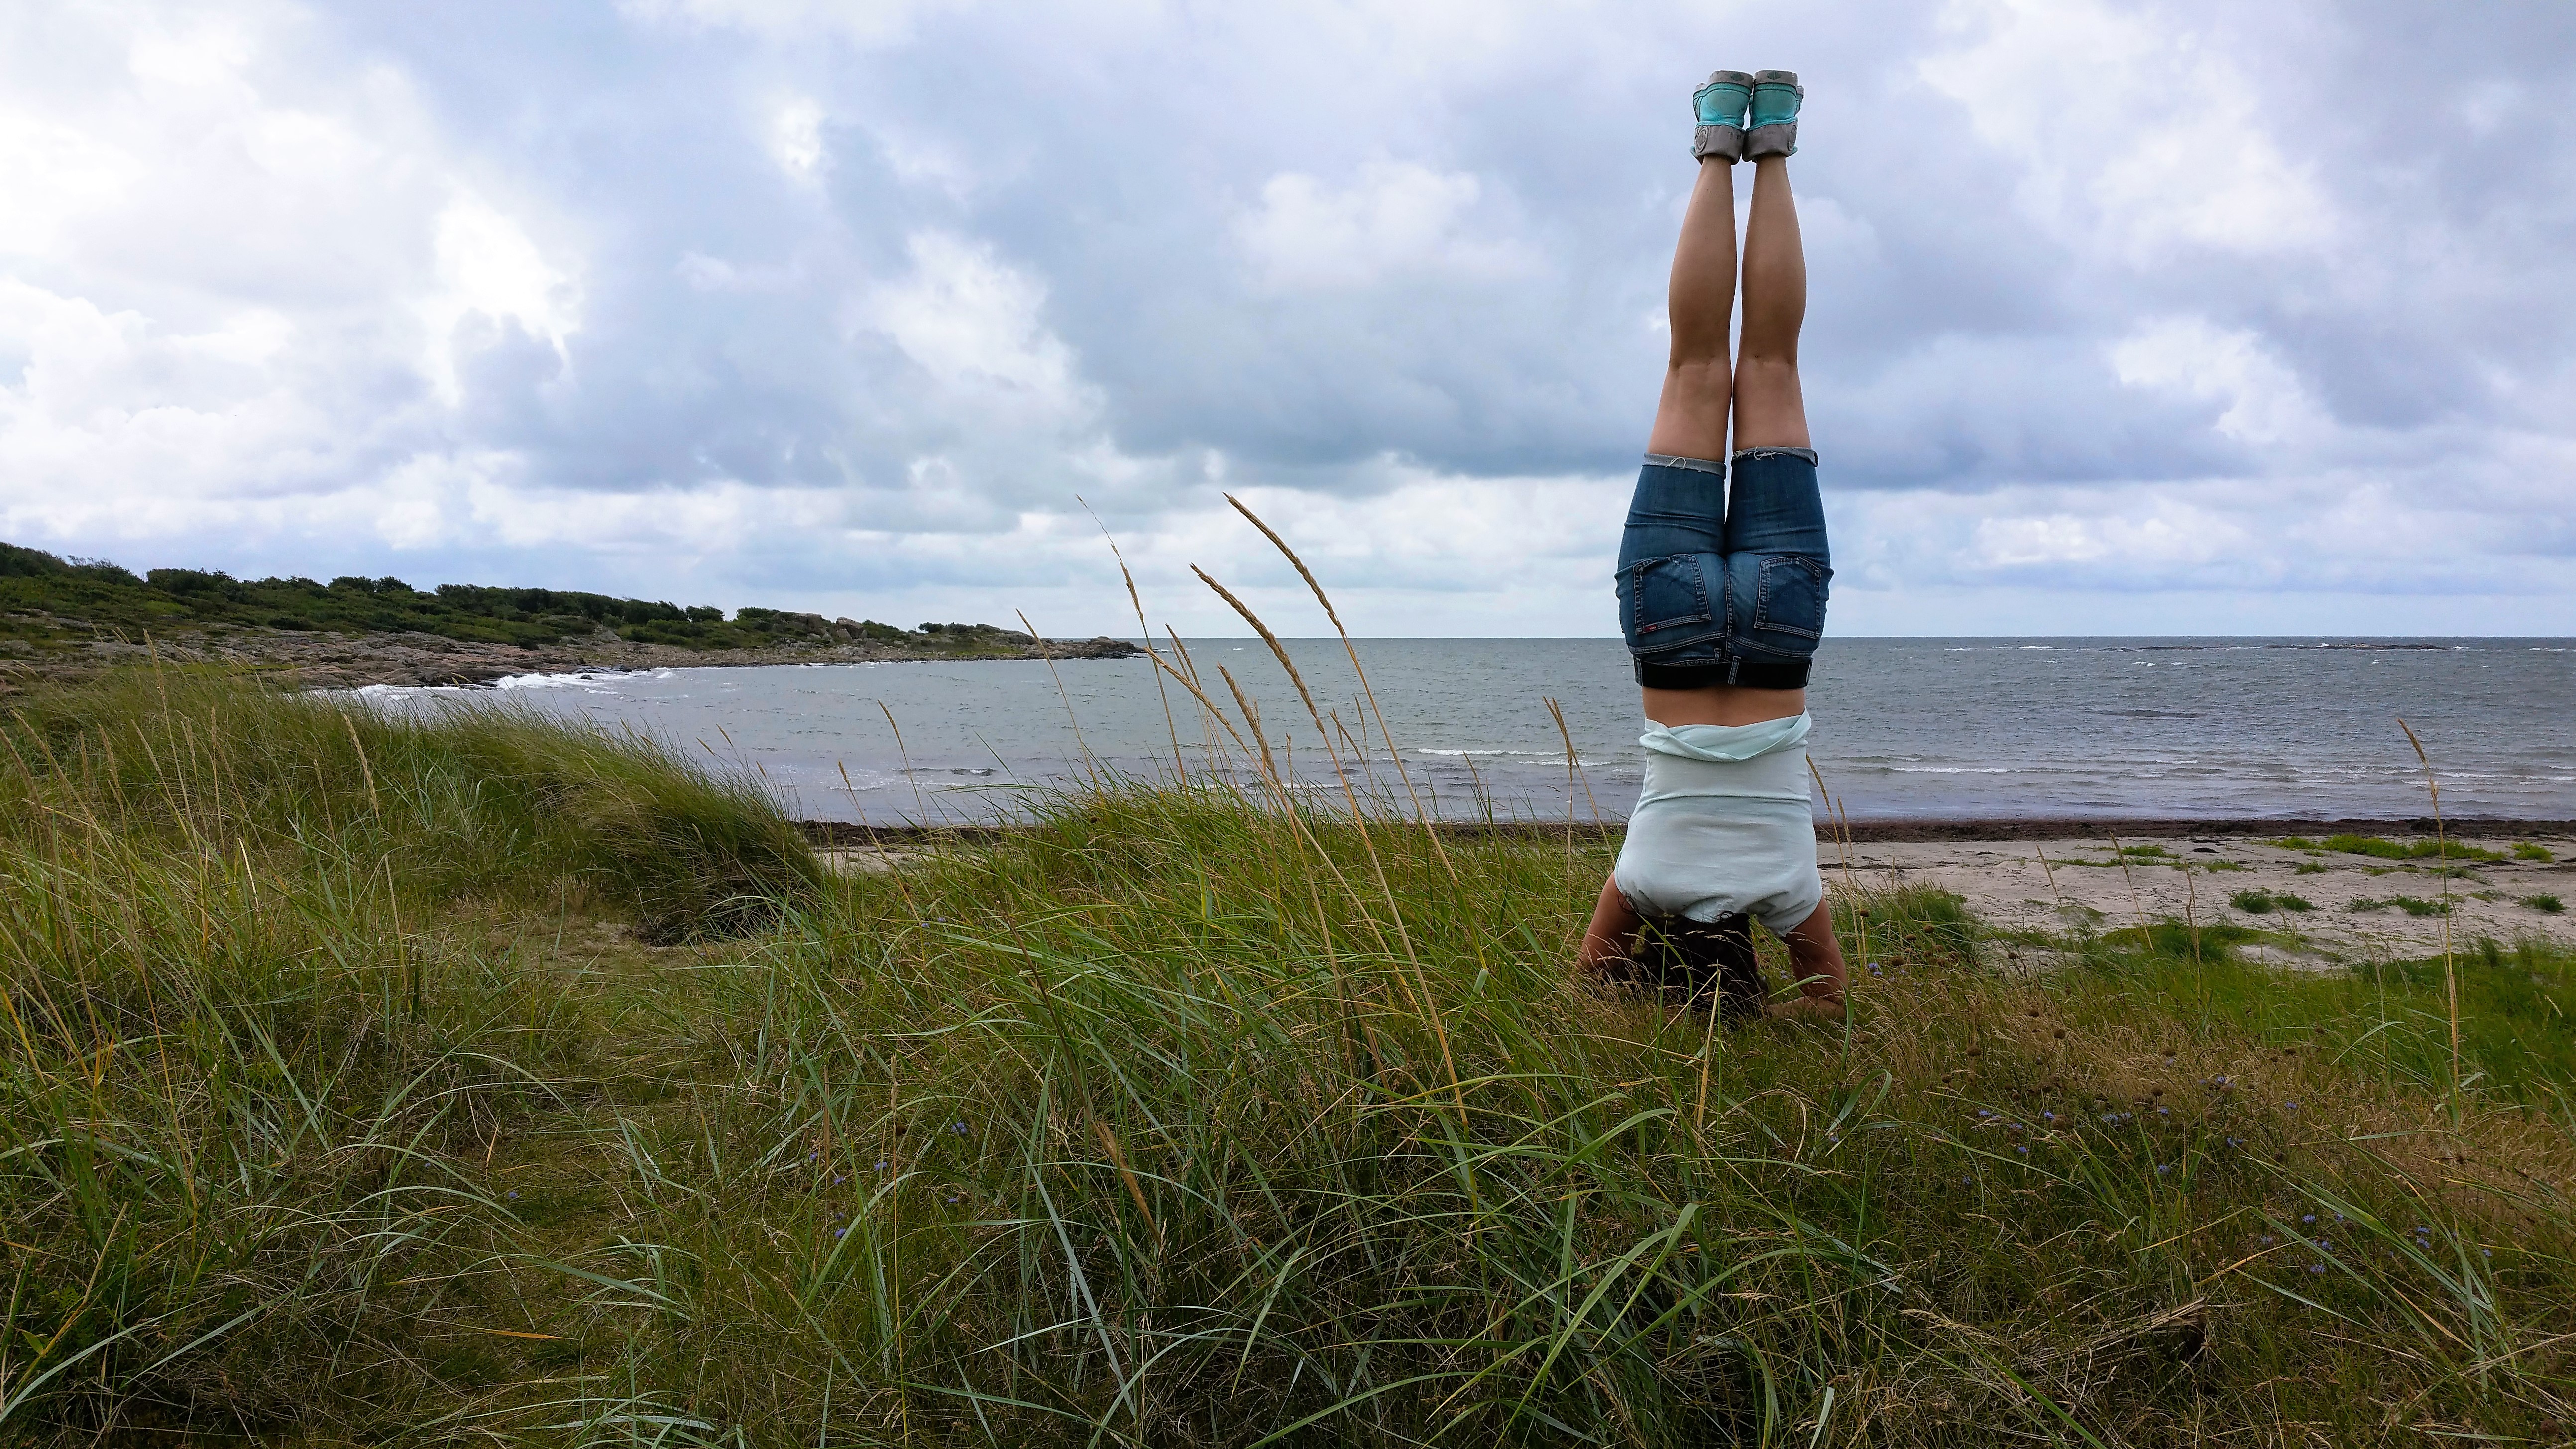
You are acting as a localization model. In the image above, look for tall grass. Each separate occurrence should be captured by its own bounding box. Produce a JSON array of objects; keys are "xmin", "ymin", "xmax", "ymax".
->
[
  {"xmin": 0, "ymin": 668, "xmax": 812, "ymax": 1435},
  {"xmin": 3, "ymin": 668, "xmax": 2575, "ymax": 1444}
]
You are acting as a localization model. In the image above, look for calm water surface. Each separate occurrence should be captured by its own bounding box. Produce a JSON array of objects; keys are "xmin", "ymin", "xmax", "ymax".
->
[{"xmin": 359, "ymin": 638, "xmax": 2576, "ymax": 823}]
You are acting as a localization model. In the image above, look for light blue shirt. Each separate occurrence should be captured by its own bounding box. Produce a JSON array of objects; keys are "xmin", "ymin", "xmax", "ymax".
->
[{"xmin": 1613, "ymin": 713, "xmax": 1823, "ymax": 934}]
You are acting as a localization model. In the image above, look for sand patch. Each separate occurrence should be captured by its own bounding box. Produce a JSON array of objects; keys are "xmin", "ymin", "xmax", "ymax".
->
[{"xmin": 1819, "ymin": 832, "xmax": 2575, "ymax": 965}]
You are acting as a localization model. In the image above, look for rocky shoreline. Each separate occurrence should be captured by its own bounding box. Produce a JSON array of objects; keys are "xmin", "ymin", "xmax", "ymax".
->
[{"xmin": 1, "ymin": 622, "xmax": 1140, "ymax": 691}]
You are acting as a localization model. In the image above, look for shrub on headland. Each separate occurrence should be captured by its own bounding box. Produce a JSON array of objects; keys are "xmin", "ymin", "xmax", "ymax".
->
[{"xmin": 0, "ymin": 538, "xmax": 1023, "ymax": 656}]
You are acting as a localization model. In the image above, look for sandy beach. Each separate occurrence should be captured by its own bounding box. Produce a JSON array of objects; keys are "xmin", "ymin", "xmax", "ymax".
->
[{"xmin": 1821, "ymin": 829, "xmax": 2576, "ymax": 963}]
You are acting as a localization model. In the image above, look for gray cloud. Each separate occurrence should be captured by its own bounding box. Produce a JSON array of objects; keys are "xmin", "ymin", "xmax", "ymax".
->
[{"xmin": 0, "ymin": 0, "xmax": 2569, "ymax": 636}]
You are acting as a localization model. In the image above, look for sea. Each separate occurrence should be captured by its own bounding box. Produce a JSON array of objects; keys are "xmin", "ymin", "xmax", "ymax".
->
[{"xmin": 355, "ymin": 638, "xmax": 2576, "ymax": 825}]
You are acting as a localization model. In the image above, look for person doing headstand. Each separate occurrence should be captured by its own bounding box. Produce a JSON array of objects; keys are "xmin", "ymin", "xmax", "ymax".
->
[{"xmin": 1578, "ymin": 70, "xmax": 1849, "ymax": 1023}]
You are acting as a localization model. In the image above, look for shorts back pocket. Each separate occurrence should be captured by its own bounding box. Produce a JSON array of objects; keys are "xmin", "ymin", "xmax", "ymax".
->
[
  {"xmin": 1748, "ymin": 555, "xmax": 1830, "ymax": 647},
  {"xmin": 1620, "ymin": 552, "xmax": 1723, "ymax": 654}
]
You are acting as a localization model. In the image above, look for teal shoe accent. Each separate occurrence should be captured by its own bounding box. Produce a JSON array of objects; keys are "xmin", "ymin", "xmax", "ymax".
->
[
  {"xmin": 1745, "ymin": 69, "xmax": 1802, "ymax": 158},
  {"xmin": 1693, "ymin": 71, "xmax": 1752, "ymax": 126},
  {"xmin": 1691, "ymin": 70, "xmax": 1751, "ymax": 162}
]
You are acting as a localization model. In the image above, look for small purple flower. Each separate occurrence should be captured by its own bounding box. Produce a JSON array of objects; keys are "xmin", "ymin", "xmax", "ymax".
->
[
  {"xmin": 951, "ymin": 1120, "xmax": 968, "ymax": 1136},
  {"xmin": 2284, "ymin": 1101, "xmax": 2299, "ymax": 1111},
  {"xmin": 506, "ymin": 1191, "xmax": 519, "ymax": 1200},
  {"xmin": 2259, "ymin": 1234, "xmax": 2275, "ymax": 1245},
  {"xmin": 2302, "ymin": 1214, "xmax": 2317, "ymax": 1224},
  {"xmin": 2016, "ymin": 1145, "xmax": 2029, "ymax": 1155},
  {"xmin": 2156, "ymin": 1164, "xmax": 2170, "ymax": 1174},
  {"xmin": 2308, "ymin": 1263, "xmax": 2326, "ymax": 1275},
  {"xmin": 2042, "ymin": 1111, "xmax": 2056, "ymax": 1123},
  {"xmin": 1977, "ymin": 1109, "xmax": 1993, "ymax": 1118},
  {"xmin": 835, "ymin": 1227, "xmax": 848, "ymax": 1238},
  {"xmin": 874, "ymin": 1159, "xmax": 888, "ymax": 1171}
]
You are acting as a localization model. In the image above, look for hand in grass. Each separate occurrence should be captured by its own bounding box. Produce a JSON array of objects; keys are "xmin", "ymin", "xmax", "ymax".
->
[{"xmin": 1767, "ymin": 992, "xmax": 1847, "ymax": 1024}]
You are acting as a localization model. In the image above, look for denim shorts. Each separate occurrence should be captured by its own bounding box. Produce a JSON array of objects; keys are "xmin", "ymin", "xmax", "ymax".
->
[{"xmin": 1614, "ymin": 448, "xmax": 1831, "ymax": 689}]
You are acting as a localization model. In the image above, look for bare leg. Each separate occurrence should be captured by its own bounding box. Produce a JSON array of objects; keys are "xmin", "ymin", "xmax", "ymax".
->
[
  {"xmin": 1768, "ymin": 900, "xmax": 1847, "ymax": 1021},
  {"xmin": 1642, "ymin": 160, "xmax": 1736, "ymax": 462},
  {"xmin": 1600, "ymin": 159, "xmax": 1736, "ymax": 985},
  {"xmin": 1578, "ymin": 873, "xmax": 1642, "ymax": 976},
  {"xmin": 1737, "ymin": 153, "xmax": 1840, "ymax": 1017},
  {"xmin": 1731, "ymin": 155, "xmax": 1809, "ymax": 450}
]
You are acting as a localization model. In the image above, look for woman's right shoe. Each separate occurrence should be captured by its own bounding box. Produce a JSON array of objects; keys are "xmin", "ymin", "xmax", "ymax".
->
[
  {"xmin": 1744, "ymin": 70, "xmax": 1802, "ymax": 159},
  {"xmin": 1691, "ymin": 70, "xmax": 1751, "ymax": 162}
]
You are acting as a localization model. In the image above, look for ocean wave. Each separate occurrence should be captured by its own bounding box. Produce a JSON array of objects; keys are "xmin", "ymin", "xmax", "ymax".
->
[{"xmin": 492, "ymin": 669, "xmax": 637, "ymax": 691}]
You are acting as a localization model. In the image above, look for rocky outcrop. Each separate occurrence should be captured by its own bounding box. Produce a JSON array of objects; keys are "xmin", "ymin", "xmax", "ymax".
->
[{"xmin": 0, "ymin": 624, "xmax": 1141, "ymax": 692}]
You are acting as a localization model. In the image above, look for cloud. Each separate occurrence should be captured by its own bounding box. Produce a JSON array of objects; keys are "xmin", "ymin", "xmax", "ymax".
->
[
  {"xmin": 0, "ymin": 0, "xmax": 2568, "ymax": 637},
  {"xmin": 419, "ymin": 193, "xmax": 581, "ymax": 404},
  {"xmin": 1235, "ymin": 161, "xmax": 1535, "ymax": 290},
  {"xmin": 865, "ymin": 231, "xmax": 1089, "ymax": 420},
  {"xmin": 2109, "ymin": 316, "xmax": 2327, "ymax": 447},
  {"xmin": 1923, "ymin": 0, "xmax": 2336, "ymax": 260},
  {"xmin": 768, "ymin": 95, "xmax": 826, "ymax": 179}
]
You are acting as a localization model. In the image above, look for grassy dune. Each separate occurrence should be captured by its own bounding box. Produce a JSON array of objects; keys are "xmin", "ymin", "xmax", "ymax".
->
[{"xmin": 3, "ymin": 671, "xmax": 2574, "ymax": 1445}]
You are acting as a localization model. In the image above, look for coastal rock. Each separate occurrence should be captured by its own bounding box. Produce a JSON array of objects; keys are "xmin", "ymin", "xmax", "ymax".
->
[
  {"xmin": 1050, "ymin": 636, "xmax": 1141, "ymax": 659},
  {"xmin": 0, "ymin": 621, "xmax": 1140, "ymax": 692}
]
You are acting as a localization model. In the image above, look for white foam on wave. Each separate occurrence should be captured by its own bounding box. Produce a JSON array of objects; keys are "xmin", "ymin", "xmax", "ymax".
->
[{"xmin": 490, "ymin": 668, "xmax": 668, "ymax": 692}]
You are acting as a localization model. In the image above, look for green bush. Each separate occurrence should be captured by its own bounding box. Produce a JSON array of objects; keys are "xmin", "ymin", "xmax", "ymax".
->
[
  {"xmin": 2, "ymin": 667, "xmax": 818, "ymax": 941},
  {"xmin": 2348, "ymin": 895, "xmax": 2452, "ymax": 917}
]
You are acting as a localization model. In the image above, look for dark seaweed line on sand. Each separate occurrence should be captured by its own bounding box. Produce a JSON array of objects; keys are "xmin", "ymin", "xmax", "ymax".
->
[{"xmin": 801, "ymin": 817, "xmax": 2576, "ymax": 846}]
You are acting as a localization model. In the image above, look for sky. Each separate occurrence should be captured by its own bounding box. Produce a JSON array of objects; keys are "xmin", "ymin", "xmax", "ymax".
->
[{"xmin": 2, "ymin": 0, "xmax": 2571, "ymax": 639}]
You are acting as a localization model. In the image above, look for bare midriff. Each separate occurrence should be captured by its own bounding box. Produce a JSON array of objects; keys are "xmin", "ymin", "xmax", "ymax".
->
[{"xmin": 1640, "ymin": 684, "xmax": 1807, "ymax": 728}]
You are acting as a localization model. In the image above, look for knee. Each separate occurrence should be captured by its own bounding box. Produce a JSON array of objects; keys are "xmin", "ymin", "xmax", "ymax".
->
[
  {"xmin": 1734, "ymin": 352, "xmax": 1799, "ymax": 384},
  {"xmin": 1665, "ymin": 353, "xmax": 1732, "ymax": 386}
]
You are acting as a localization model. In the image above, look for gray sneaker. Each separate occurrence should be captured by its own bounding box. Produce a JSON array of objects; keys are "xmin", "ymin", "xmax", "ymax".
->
[
  {"xmin": 1691, "ymin": 70, "xmax": 1752, "ymax": 163},
  {"xmin": 1743, "ymin": 70, "xmax": 1802, "ymax": 159}
]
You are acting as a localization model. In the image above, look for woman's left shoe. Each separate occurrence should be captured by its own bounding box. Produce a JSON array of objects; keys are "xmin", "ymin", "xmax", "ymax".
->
[{"xmin": 1744, "ymin": 70, "xmax": 1802, "ymax": 159}]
